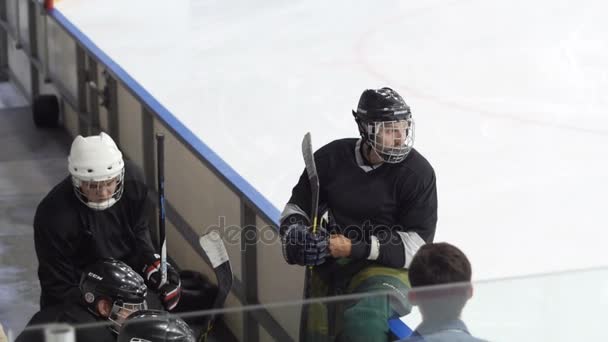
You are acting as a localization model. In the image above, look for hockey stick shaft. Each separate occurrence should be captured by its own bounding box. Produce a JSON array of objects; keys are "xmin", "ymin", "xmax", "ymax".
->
[
  {"xmin": 300, "ymin": 132, "xmax": 319, "ymax": 340},
  {"xmin": 156, "ymin": 133, "xmax": 167, "ymax": 285}
]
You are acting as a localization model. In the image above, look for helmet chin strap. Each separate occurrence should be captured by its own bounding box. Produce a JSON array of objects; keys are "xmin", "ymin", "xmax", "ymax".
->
[
  {"xmin": 86, "ymin": 198, "xmax": 118, "ymax": 210},
  {"xmin": 363, "ymin": 141, "xmax": 385, "ymax": 166}
]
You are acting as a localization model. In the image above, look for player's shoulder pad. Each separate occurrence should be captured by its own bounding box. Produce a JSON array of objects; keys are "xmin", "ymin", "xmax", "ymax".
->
[
  {"xmin": 122, "ymin": 161, "xmax": 148, "ymax": 201},
  {"xmin": 35, "ymin": 177, "xmax": 76, "ymax": 218},
  {"xmin": 315, "ymin": 138, "xmax": 358, "ymax": 159},
  {"xmin": 398, "ymin": 148, "xmax": 436, "ymax": 184}
]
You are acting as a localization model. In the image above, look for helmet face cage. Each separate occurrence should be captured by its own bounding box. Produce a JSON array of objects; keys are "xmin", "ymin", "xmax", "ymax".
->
[
  {"xmin": 71, "ymin": 168, "xmax": 125, "ymax": 210},
  {"xmin": 108, "ymin": 300, "xmax": 148, "ymax": 333},
  {"xmin": 365, "ymin": 118, "xmax": 415, "ymax": 163}
]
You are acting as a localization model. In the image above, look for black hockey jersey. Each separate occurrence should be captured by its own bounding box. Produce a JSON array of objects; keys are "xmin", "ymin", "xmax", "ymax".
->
[
  {"xmin": 283, "ymin": 138, "xmax": 437, "ymax": 269},
  {"xmin": 33, "ymin": 165, "xmax": 157, "ymax": 309}
]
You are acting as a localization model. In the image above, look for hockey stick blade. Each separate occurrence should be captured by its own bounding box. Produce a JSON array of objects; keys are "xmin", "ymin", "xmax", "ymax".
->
[
  {"xmin": 198, "ymin": 231, "xmax": 233, "ymax": 341},
  {"xmin": 301, "ymin": 132, "xmax": 320, "ymax": 232},
  {"xmin": 199, "ymin": 231, "xmax": 233, "ymax": 309}
]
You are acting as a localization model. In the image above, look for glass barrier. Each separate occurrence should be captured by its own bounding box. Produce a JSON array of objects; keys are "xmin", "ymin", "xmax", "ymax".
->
[
  {"xmin": 12, "ymin": 291, "xmax": 407, "ymax": 342},
  {"xmin": 401, "ymin": 266, "xmax": 608, "ymax": 341},
  {"xmin": 8, "ymin": 266, "xmax": 608, "ymax": 342}
]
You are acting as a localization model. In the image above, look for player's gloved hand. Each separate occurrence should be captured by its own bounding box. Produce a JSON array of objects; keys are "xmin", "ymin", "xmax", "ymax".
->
[
  {"xmin": 281, "ymin": 223, "xmax": 330, "ymax": 266},
  {"xmin": 143, "ymin": 256, "xmax": 182, "ymax": 311},
  {"xmin": 159, "ymin": 273, "xmax": 181, "ymax": 311}
]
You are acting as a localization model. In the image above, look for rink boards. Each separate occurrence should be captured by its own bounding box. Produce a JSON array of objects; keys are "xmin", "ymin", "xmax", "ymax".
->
[{"xmin": 2, "ymin": 0, "xmax": 608, "ymax": 340}]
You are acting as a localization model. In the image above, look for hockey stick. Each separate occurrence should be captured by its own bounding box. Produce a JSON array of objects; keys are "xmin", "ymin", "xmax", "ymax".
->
[
  {"xmin": 302, "ymin": 132, "xmax": 320, "ymax": 234},
  {"xmin": 156, "ymin": 133, "xmax": 168, "ymax": 286},
  {"xmin": 300, "ymin": 132, "xmax": 320, "ymax": 340},
  {"xmin": 198, "ymin": 231, "xmax": 233, "ymax": 342}
]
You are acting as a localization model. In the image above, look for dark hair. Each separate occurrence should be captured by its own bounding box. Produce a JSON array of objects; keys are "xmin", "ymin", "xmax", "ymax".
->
[
  {"xmin": 409, "ymin": 242, "xmax": 472, "ymax": 288},
  {"xmin": 408, "ymin": 243, "xmax": 472, "ymax": 320}
]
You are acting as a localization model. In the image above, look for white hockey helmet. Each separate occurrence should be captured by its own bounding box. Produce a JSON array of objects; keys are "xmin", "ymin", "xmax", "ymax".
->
[{"xmin": 68, "ymin": 132, "xmax": 125, "ymax": 210}]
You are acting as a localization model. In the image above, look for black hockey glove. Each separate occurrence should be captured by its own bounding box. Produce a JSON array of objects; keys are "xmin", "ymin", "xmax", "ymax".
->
[
  {"xmin": 143, "ymin": 256, "xmax": 182, "ymax": 311},
  {"xmin": 281, "ymin": 223, "xmax": 330, "ymax": 266}
]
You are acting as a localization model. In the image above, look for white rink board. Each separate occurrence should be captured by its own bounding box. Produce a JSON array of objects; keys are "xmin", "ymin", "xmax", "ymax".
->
[{"xmin": 55, "ymin": 0, "xmax": 608, "ymax": 281}]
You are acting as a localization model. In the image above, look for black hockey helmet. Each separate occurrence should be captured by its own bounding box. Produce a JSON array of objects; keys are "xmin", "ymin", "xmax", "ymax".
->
[
  {"xmin": 80, "ymin": 258, "xmax": 148, "ymax": 332},
  {"xmin": 352, "ymin": 87, "xmax": 415, "ymax": 163},
  {"xmin": 80, "ymin": 258, "xmax": 147, "ymax": 306},
  {"xmin": 352, "ymin": 87, "xmax": 411, "ymax": 124},
  {"xmin": 117, "ymin": 310, "xmax": 196, "ymax": 342}
]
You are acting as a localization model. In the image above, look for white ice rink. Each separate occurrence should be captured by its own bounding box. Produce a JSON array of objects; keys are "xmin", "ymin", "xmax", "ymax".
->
[{"xmin": 55, "ymin": 0, "xmax": 608, "ymax": 283}]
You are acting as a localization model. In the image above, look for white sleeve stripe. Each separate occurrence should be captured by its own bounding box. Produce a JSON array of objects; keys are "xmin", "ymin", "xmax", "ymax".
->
[
  {"xmin": 367, "ymin": 235, "xmax": 380, "ymax": 260},
  {"xmin": 146, "ymin": 268, "xmax": 158, "ymax": 280},
  {"xmin": 396, "ymin": 231, "xmax": 426, "ymax": 268},
  {"xmin": 280, "ymin": 203, "xmax": 310, "ymax": 223}
]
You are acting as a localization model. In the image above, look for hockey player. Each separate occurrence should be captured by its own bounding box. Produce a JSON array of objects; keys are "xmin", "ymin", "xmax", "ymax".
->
[
  {"xmin": 34, "ymin": 132, "xmax": 181, "ymax": 311},
  {"xmin": 401, "ymin": 243, "xmax": 487, "ymax": 341},
  {"xmin": 280, "ymin": 87, "xmax": 437, "ymax": 341},
  {"xmin": 16, "ymin": 259, "xmax": 148, "ymax": 342},
  {"xmin": 117, "ymin": 310, "xmax": 196, "ymax": 342}
]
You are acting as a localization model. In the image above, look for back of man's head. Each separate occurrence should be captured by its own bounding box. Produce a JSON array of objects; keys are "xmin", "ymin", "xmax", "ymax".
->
[
  {"xmin": 409, "ymin": 242, "xmax": 471, "ymax": 287},
  {"xmin": 408, "ymin": 243, "xmax": 472, "ymax": 320}
]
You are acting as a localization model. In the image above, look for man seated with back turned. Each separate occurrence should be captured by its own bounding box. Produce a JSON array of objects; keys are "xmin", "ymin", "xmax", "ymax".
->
[{"xmin": 400, "ymin": 242, "xmax": 487, "ymax": 342}]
